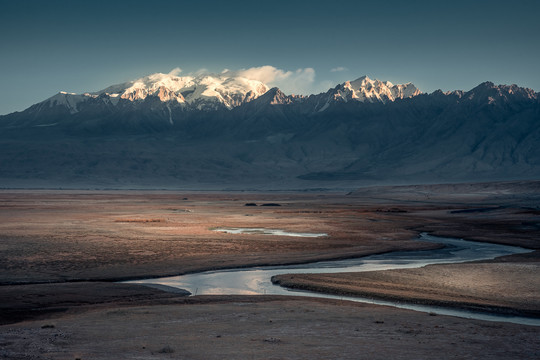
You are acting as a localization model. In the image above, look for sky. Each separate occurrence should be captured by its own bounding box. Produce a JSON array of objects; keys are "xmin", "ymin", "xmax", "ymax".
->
[{"xmin": 0, "ymin": 0, "xmax": 539, "ymax": 115}]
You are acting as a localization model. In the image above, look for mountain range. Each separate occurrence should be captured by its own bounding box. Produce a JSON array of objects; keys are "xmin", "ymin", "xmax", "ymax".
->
[{"xmin": 0, "ymin": 71, "xmax": 538, "ymax": 190}]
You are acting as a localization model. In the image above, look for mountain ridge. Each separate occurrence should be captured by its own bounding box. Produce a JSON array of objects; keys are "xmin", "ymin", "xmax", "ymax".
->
[
  {"xmin": 8, "ymin": 73, "xmax": 426, "ymax": 118},
  {"xmin": 5, "ymin": 72, "xmax": 537, "ymax": 125},
  {"xmin": 0, "ymin": 74, "xmax": 538, "ymax": 190}
]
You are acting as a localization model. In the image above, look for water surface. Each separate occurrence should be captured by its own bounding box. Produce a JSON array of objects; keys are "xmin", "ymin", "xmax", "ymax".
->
[
  {"xmin": 127, "ymin": 233, "xmax": 538, "ymax": 325},
  {"xmin": 212, "ymin": 227, "xmax": 327, "ymax": 237}
]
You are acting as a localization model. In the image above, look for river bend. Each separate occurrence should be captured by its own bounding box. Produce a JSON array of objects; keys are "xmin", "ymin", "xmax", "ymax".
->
[{"xmin": 127, "ymin": 233, "xmax": 538, "ymax": 326}]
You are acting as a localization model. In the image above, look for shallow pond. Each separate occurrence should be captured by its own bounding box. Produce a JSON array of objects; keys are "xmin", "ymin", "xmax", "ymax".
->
[{"xmin": 212, "ymin": 227, "xmax": 327, "ymax": 237}]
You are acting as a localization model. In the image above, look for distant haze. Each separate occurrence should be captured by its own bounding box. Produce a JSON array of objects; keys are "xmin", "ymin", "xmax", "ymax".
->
[{"xmin": 1, "ymin": 0, "xmax": 539, "ymax": 115}]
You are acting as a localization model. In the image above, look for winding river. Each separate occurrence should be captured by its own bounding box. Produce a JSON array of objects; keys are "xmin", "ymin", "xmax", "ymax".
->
[{"xmin": 127, "ymin": 232, "xmax": 539, "ymax": 326}]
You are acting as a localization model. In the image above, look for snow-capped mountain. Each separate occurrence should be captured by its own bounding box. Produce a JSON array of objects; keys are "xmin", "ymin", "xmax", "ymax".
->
[
  {"xmin": 310, "ymin": 75, "xmax": 421, "ymax": 111},
  {"xmin": 38, "ymin": 73, "xmax": 423, "ymax": 117},
  {"xmin": 0, "ymin": 73, "xmax": 538, "ymax": 189},
  {"xmin": 290, "ymin": 75, "xmax": 421, "ymax": 112},
  {"xmin": 338, "ymin": 75, "xmax": 421, "ymax": 102},
  {"xmin": 43, "ymin": 72, "xmax": 271, "ymax": 114}
]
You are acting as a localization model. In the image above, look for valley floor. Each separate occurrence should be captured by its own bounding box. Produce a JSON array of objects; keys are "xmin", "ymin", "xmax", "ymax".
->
[
  {"xmin": 2, "ymin": 297, "xmax": 539, "ymax": 360},
  {"xmin": 0, "ymin": 182, "xmax": 539, "ymax": 358}
]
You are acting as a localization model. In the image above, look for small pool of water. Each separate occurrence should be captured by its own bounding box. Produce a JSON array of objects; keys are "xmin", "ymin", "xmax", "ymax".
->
[{"xmin": 212, "ymin": 227, "xmax": 327, "ymax": 237}]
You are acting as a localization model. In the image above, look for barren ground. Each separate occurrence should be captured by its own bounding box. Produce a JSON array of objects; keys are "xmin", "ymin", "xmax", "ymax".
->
[
  {"xmin": 1, "ymin": 182, "xmax": 539, "ymax": 359},
  {"xmin": 2, "ymin": 297, "xmax": 539, "ymax": 360},
  {"xmin": 0, "ymin": 190, "xmax": 436, "ymax": 284}
]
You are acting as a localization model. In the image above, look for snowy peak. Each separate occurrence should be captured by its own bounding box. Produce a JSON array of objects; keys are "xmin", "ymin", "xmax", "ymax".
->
[
  {"xmin": 195, "ymin": 75, "xmax": 269, "ymax": 109},
  {"xmin": 95, "ymin": 72, "xmax": 269, "ymax": 110},
  {"xmin": 341, "ymin": 75, "xmax": 421, "ymax": 103},
  {"xmin": 312, "ymin": 76, "xmax": 421, "ymax": 112},
  {"xmin": 96, "ymin": 72, "xmax": 195, "ymax": 103},
  {"xmin": 36, "ymin": 72, "xmax": 272, "ymax": 113},
  {"xmin": 256, "ymin": 87, "xmax": 294, "ymax": 105}
]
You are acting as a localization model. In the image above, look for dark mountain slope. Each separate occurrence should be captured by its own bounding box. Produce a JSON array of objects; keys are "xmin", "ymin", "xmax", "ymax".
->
[{"xmin": 0, "ymin": 82, "xmax": 538, "ymax": 189}]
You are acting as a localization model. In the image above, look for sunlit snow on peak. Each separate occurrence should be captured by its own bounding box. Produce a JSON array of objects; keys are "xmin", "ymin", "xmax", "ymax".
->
[
  {"xmin": 339, "ymin": 76, "xmax": 421, "ymax": 104},
  {"xmin": 91, "ymin": 72, "xmax": 270, "ymax": 109}
]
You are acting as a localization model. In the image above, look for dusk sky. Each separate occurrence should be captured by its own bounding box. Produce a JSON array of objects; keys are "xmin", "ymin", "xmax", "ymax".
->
[{"xmin": 1, "ymin": 0, "xmax": 539, "ymax": 115}]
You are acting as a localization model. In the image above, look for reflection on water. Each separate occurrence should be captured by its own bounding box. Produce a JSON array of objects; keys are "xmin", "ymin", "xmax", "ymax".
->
[
  {"xmin": 212, "ymin": 227, "xmax": 327, "ymax": 237},
  {"xmin": 127, "ymin": 233, "xmax": 538, "ymax": 326}
]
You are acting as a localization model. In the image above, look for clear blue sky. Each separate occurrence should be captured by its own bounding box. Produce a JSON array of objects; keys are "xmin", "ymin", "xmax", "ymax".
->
[{"xmin": 1, "ymin": 0, "xmax": 539, "ymax": 115}]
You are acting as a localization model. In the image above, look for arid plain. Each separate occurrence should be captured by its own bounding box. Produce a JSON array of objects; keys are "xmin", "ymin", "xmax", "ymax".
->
[{"xmin": 1, "ymin": 182, "xmax": 539, "ymax": 359}]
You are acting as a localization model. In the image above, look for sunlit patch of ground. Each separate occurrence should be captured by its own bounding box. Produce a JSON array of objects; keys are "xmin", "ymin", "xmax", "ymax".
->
[{"xmin": 0, "ymin": 191, "xmax": 430, "ymax": 284}]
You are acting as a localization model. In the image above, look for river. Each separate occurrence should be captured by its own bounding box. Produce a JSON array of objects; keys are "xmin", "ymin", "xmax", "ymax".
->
[{"xmin": 126, "ymin": 232, "xmax": 539, "ymax": 326}]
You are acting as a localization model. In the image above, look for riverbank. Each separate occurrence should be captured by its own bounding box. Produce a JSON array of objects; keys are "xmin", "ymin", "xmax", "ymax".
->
[
  {"xmin": 0, "ymin": 282, "xmax": 190, "ymax": 325},
  {"xmin": 272, "ymin": 256, "xmax": 540, "ymax": 318}
]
